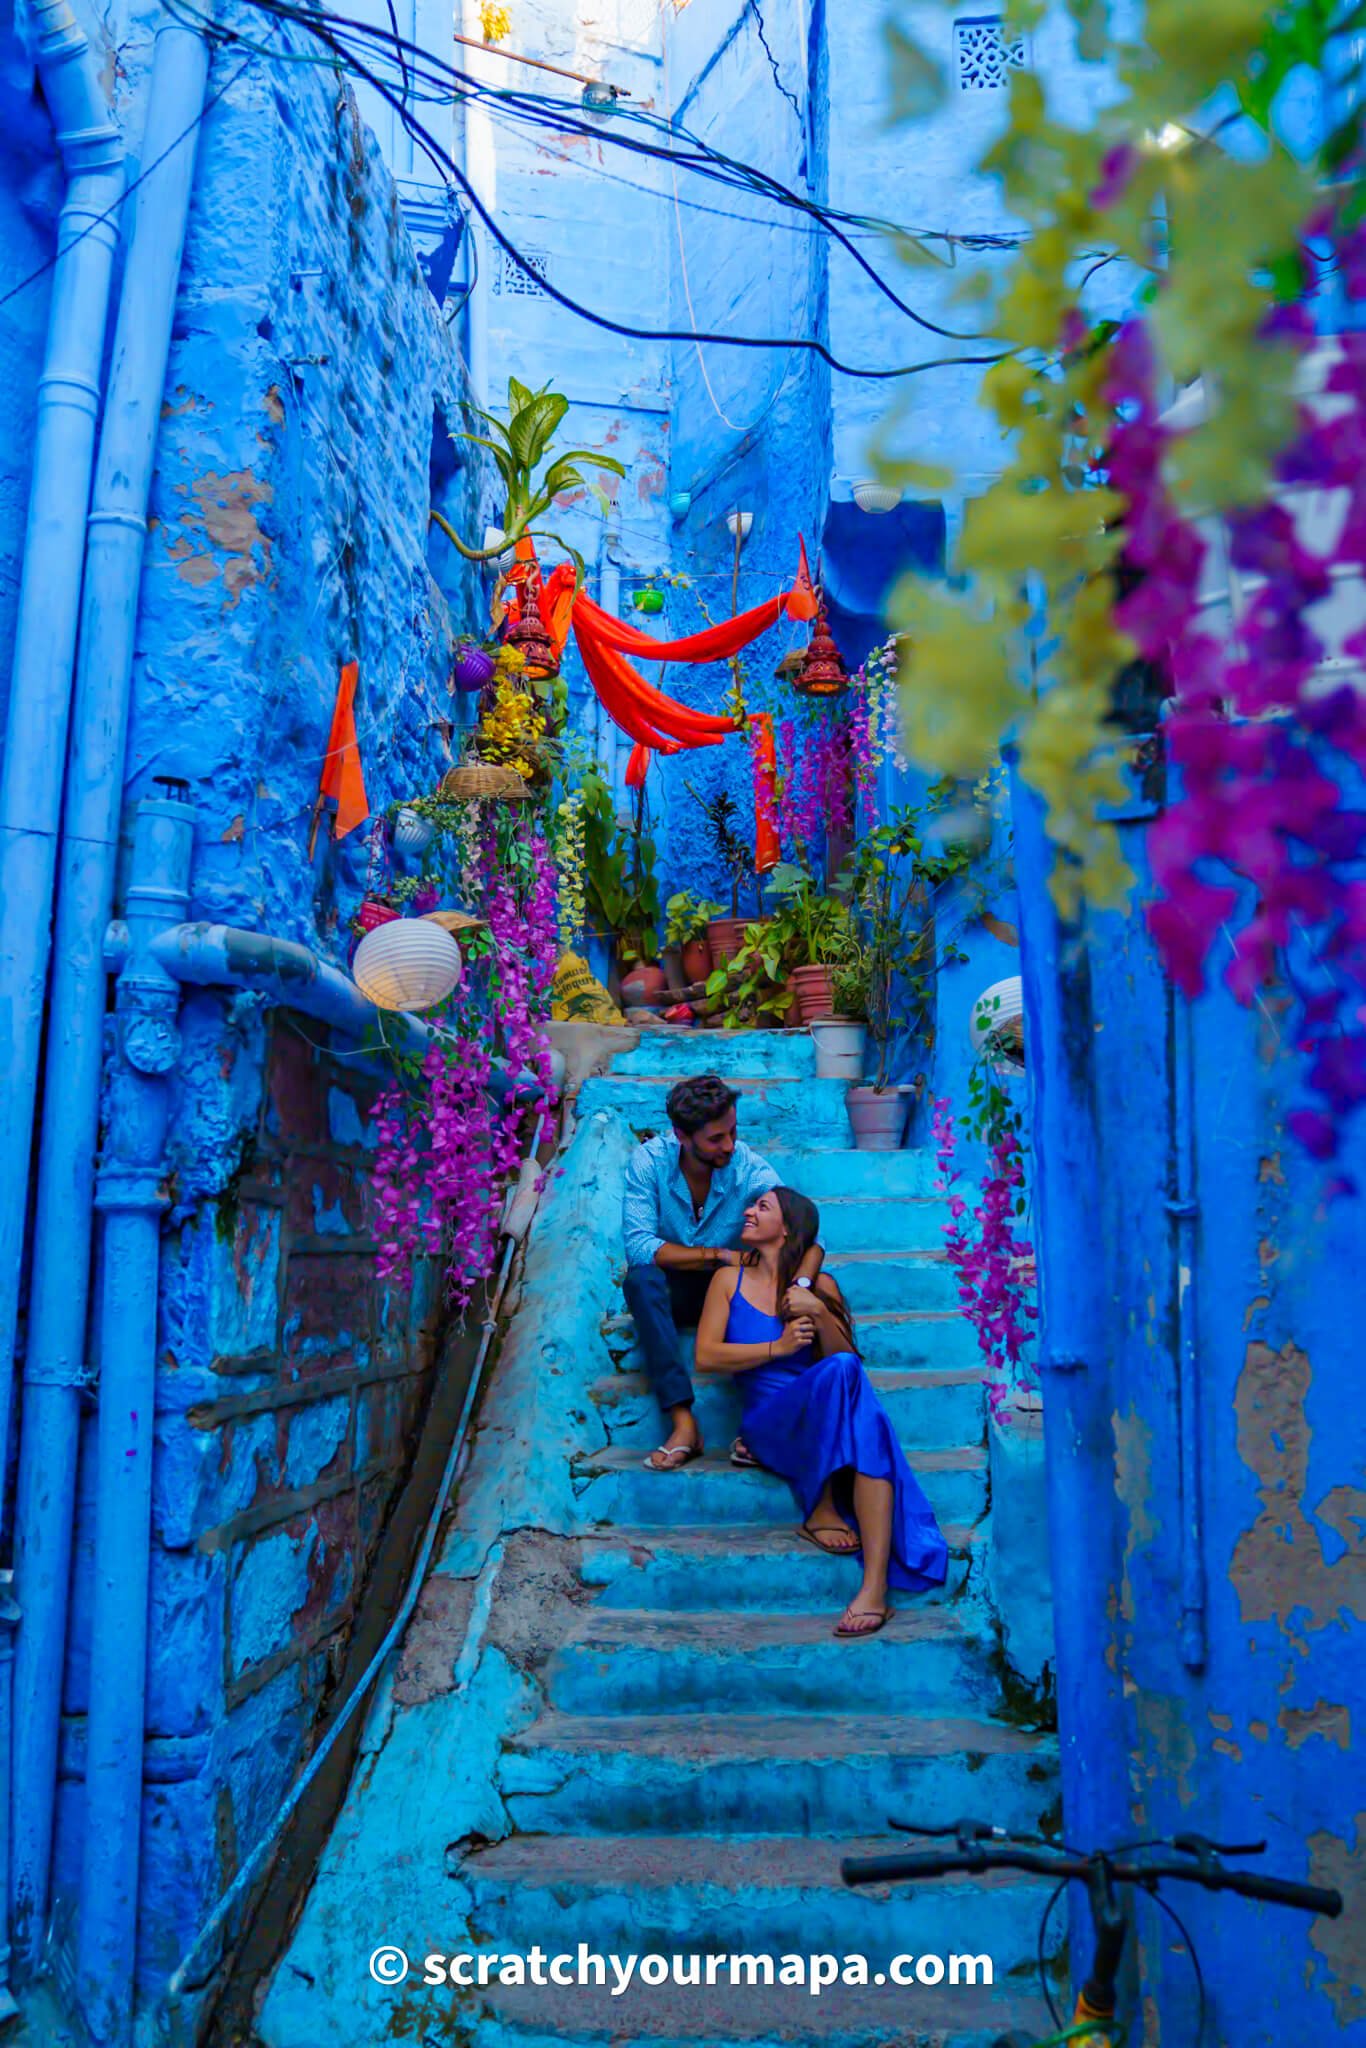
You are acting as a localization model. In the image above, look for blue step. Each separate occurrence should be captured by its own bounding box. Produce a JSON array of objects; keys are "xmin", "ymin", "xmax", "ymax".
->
[
  {"xmin": 765, "ymin": 1147, "xmax": 949, "ymax": 1198},
  {"xmin": 474, "ymin": 1973, "xmax": 1057, "ymax": 2048},
  {"xmin": 591, "ymin": 1365, "xmax": 985, "ymax": 1452},
  {"xmin": 577, "ymin": 1073, "xmax": 852, "ymax": 1147},
  {"xmin": 451, "ymin": 1833, "xmax": 1062, "ymax": 1977},
  {"xmin": 609, "ymin": 1030, "xmax": 817, "ymax": 1080},
  {"xmin": 501, "ymin": 1708, "xmax": 1058, "ymax": 1838},
  {"xmin": 605, "ymin": 1310, "xmax": 984, "ymax": 1376},
  {"xmin": 579, "ymin": 1524, "xmax": 981, "ymax": 1613},
  {"xmin": 572, "ymin": 1445, "xmax": 987, "ymax": 1530},
  {"xmin": 546, "ymin": 1609, "xmax": 990, "ymax": 1718},
  {"xmin": 825, "ymin": 1251, "xmax": 961, "ymax": 1313},
  {"xmin": 807, "ymin": 1195, "xmax": 951, "ymax": 1252}
]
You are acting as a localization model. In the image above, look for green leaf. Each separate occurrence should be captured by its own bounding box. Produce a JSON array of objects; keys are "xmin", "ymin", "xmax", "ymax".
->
[
  {"xmin": 549, "ymin": 448, "xmax": 628, "ymax": 479},
  {"xmin": 507, "ymin": 376, "xmax": 536, "ymax": 416},
  {"xmin": 509, "ymin": 392, "xmax": 570, "ymax": 473}
]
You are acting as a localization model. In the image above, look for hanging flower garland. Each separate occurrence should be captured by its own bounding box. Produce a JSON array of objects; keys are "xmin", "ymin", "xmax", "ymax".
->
[
  {"xmin": 554, "ymin": 790, "xmax": 587, "ymax": 953},
  {"xmin": 932, "ymin": 1094, "xmax": 1038, "ymax": 1413}
]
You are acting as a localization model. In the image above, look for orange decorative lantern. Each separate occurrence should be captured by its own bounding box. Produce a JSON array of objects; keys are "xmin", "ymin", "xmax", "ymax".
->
[{"xmin": 792, "ymin": 601, "xmax": 848, "ymax": 698}]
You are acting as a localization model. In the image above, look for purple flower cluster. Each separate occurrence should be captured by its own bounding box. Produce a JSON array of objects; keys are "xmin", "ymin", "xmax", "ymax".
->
[
  {"xmin": 371, "ymin": 813, "xmax": 561, "ymax": 1313},
  {"xmin": 1103, "ymin": 312, "xmax": 1366, "ymax": 1164},
  {"xmin": 931, "ymin": 1096, "xmax": 1038, "ymax": 1411}
]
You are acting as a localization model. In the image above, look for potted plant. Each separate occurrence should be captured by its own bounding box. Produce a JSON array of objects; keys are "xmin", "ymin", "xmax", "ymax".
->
[
  {"xmin": 581, "ymin": 769, "xmax": 662, "ymax": 1000},
  {"xmin": 665, "ymin": 890, "xmax": 722, "ymax": 987},
  {"xmin": 686, "ymin": 783, "xmax": 757, "ymax": 963},
  {"xmin": 764, "ymin": 862, "xmax": 857, "ymax": 1023},
  {"xmin": 839, "ymin": 804, "xmax": 976, "ymax": 1149},
  {"xmin": 703, "ymin": 917, "xmax": 795, "ymax": 1030}
]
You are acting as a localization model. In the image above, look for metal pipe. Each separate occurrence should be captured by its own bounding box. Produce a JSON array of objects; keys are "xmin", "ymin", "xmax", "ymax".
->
[
  {"xmin": 1168, "ymin": 988, "xmax": 1206, "ymax": 1670},
  {"xmin": 161, "ymin": 1108, "xmax": 550, "ymax": 2017},
  {"xmin": 0, "ymin": 0, "xmax": 124, "ymax": 1546},
  {"xmin": 77, "ymin": 794, "xmax": 197, "ymax": 2047},
  {"xmin": 11, "ymin": 19, "xmax": 212, "ymax": 1966}
]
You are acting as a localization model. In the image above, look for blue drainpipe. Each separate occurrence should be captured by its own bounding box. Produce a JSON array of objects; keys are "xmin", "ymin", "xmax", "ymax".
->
[
  {"xmin": 1010, "ymin": 771, "xmax": 1132, "ymax": 1951},
  {"xmin": 10, "ymin": 17, "xmax": 213, "ymax": 1970},
  {"xmin": 0, "ymin": 0, "xmax": 124, "ymax": 1508},
  {"xmin": 76, "ymin": 789, "xmax": 196, "ymax": 2048}
]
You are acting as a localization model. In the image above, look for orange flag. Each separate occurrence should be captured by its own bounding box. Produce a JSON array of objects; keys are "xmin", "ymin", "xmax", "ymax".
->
[
  {"xmin": 786, "ymin": 536, "xmax": 818, "ymax": 622},
  {"xmin": 751, "ymin": 714, "xmax": 780, "ymax": 873},
  {"xmin": 625, "ymin": 740, "xmax": 652, "ymax": 788},
  {"xmin": 319, "ymin": 661, "xmax": 369, "ymax": 840}
]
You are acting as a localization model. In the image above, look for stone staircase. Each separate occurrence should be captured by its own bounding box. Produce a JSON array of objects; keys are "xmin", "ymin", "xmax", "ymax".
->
[{"xmin": 257, "ymin": 1028, "xmax": 1059, "ymax": 2048}]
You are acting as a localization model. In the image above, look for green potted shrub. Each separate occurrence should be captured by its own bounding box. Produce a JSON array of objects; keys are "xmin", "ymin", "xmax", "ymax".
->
[
  {"xmin": 685, "ymin": 783, "xmax": 757, "ymax": 964},
  {"xmin": 764, "ymin": 862, "xmax": 858, "ymax": 1023},
  {"xmin": 664, "ymin": 891, "xmax": 722, "ymax": 987},
  {"xmin": 581, "ymin": 770, "xmax": 663, "ymax": 1003},
  {"xmin": 703, "ymin": 916, "xmax": 796, "ymax": 1030}
]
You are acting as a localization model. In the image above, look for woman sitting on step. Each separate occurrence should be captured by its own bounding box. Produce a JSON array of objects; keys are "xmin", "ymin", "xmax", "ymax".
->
[{"xmin": 693, "ymin": 1186, "xmax": 948, "ymax": 1639}]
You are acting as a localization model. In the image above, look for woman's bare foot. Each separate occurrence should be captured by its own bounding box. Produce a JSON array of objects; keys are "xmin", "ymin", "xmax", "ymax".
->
[
  {"xmin": 835, "ymin": 1577, "xmax": 892, "ymax": 1637},
  {"xmin": 800, "ymin": 1481, "xmax": 859, "ymax": 1552}
]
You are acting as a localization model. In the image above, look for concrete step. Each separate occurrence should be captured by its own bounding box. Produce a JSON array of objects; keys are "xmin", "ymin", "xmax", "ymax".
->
[
  {"xmin": 765, "ymin": 1147, "xmax": 950, "ymax": 1199},
  {"xmin": 577, "ymin": 1073, "xmax": 852, "ymax": 1147},
  {"xmin": 452, "ymin": 1833, "xmax": 1063, "ymax": 1977},
  {"xmin": 604, "ymin": 1309, "xmax": 984, "ymax": 1377},
  {"xmin": 474, "ymin": 1972, "xmax": 1056, "ymax": 2048},
  {"xmin": 590, "ymin": 1365, "xmax": 985, "ymax": 1452},
  {"xmin": 824, "ymin": 1250, "xmax": 961, "ymax": 1313},
  {"xmin": 501, "ymin": 1708, "xmax": 1058, "ymax": 1838},
  {"xmin": 572, "ymin": 1445, "xmax": 987, "ymax": 1532},
  {"xmin": 608, "ymin": 1030, "xmax": 817, "ymax": 1080},
  {"xmin": 803, "ymin": 1195, "xmax": 952, "ymax": 1252},
  {"xmin": 579, "ymin": 1524, "xmax": 980, "ymax": 1613},
  {"xmin": 546, "ymin": 1609, "xmax": 991, "ymax": 1718}
]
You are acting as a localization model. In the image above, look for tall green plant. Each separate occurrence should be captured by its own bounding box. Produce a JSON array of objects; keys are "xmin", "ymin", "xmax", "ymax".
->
[
  {"xmin": 580, "ymin": 769, "xmax": 660, "ymax": 960},
  {"xmin": 432, "ymin": 378, "xmax": 625, "ymax": 564}
]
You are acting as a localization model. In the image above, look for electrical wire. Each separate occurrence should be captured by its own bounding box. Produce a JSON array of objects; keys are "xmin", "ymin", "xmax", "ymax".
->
[
  {"xmin": 218, "ymin": 0, "xmax": 1012, "ymax": 380},
  {"xmin": 229, "ymin": 0, "xmax": 1012, "ymax": 347}
]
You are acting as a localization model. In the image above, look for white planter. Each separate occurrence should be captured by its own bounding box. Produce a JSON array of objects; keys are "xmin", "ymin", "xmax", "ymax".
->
[
  {"xmin": 970, "ymin": 976, "xmax": 1025, "ymax": 1074},
  {"xmin": 810, "ymin": 1019, "xmax": 866, "ymax": 1081},
  {"xmin": 392, "ymin": 806, "xmax": 435, "ymax": 857},
  {"xmin": 1162, "ymin": 343, "xmax": 1366, "ymax": 700}
]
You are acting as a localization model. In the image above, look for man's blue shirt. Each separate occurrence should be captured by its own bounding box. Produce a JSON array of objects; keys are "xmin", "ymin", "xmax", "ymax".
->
[{"xmin": 621, "ymin": 1133, "xmax": 780, "ymax": 1268}]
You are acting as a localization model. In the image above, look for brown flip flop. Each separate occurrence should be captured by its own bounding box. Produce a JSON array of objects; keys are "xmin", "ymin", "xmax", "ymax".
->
[
  {"xmin": 798, "ymin": 1519, "xmax": 862, "ymax": 1556},
  {"xmin": 834, "ymin": 1604, "xmax": 893, "ymax": 1639}
]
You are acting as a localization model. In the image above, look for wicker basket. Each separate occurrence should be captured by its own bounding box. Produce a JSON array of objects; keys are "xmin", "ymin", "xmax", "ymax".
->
[
  {"xmin": 439, "ymin": 762, "xmax": 528, "ymax": 802},
  {"xmin": 423, "ymin": 910, "xmax": 485, "ymax": 942}
]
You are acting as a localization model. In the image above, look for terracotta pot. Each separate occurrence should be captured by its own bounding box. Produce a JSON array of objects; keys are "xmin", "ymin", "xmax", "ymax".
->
[
  {"xmin": 847, "ymin": 1085, "xmax": 910, "ymax": 1152},
  {"xmin": 706, "ymin": 917, "xmax": 749, "ymax": 967},
  {"xmin": 682, "ymin": 939, "xmax": 712, "ymax": 985},
  {"xmin": 789, "ymin": 963, "xmax": 836, "ymax": 1023},
  {"xmin": 621, "ymin": 961, "xmax": 669, "ymax": 1008}
]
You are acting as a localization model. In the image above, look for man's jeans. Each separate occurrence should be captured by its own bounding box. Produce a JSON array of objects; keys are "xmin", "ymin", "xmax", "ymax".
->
[{"xmin": 622, "ymin": 1265, "xmax": 713, "ymax": 1413}]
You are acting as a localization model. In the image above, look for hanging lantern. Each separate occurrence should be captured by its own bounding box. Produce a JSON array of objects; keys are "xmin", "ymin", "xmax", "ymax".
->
[
  {"xmin": 969, "ymin": 976, "xmax": 1025, "ymax": 1075},
  {"xmin": 352, "ymin": 918, "xmax": 462, "ymax": 1012},
  {"xmin": 792, "ymin": 601, "xmax": 848, "ymax": 697},
  {"xmin": 503, "ymin": 552, "xmax": 559, "ymax": 680}
]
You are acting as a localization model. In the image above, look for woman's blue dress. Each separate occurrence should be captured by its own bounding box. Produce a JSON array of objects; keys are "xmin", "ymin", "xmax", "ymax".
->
[{"xmin": 727, "ymin": 1273, "xmax": 948, "ymax": 1594}]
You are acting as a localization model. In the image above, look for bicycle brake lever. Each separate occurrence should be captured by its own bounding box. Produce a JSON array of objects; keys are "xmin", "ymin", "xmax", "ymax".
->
[{"xmin": 1173, "ymin": 1833, "xmax": 1267, "ymax": 1859}]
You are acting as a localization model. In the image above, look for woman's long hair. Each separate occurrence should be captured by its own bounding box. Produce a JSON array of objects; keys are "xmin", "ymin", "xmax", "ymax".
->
[{"xmin": 773, "ymin": 1186, "xmax": 855, "ymax": 1347}]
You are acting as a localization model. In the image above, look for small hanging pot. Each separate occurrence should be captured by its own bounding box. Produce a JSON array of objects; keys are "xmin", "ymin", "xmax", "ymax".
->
[
  {"xmin": 453, "ymin": 642, "xmax": 497, "ymax": 693},
  {"xmin": 357, "ymin": 895, "xmax": 401, "ymax": 934},
  {"xmin": 392, "ymin": 806, "xmax": 435, "ymax": 856}
]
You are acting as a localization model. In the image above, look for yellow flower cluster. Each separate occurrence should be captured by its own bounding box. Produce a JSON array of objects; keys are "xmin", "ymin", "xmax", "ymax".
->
[
  {"xmin": 478, "ymin": 2, "xmax": 511, "ymax": 44},
  {"xmin": 555, "ymin": 790, "xmax": 587, "ymax": 952},
  {"xmin": 478, "ymin": 672, "xmax": 544, "ymax": 781}
]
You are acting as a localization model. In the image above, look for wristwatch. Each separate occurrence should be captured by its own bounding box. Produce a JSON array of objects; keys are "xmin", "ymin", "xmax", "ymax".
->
[{"xmin": 795, "ymin": 1276, "xmax": 813, "ymax": 1290}]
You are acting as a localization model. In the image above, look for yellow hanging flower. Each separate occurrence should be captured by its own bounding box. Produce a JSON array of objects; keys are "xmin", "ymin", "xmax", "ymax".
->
[
  {"xmin": 555, "ymin": 791, "xmax": 587, "ymax": 952},
  {"xmin": 479, "ymin": 2, "xmax": 511, "ymax": 45},
  {"xmin": 478, "ymin": 671, "xmax": 544, "ymax": 781}
]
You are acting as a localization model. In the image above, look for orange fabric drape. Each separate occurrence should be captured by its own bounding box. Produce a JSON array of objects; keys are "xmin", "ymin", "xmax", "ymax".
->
[{"xmin": 319, "ymin": 660, "xmax": 369, "ymax": 838}]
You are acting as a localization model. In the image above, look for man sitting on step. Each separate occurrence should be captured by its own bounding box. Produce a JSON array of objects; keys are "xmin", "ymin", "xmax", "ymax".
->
[{"xmin": 621, "ymin": 1072, "xmax": 824, "ymax": 1471}]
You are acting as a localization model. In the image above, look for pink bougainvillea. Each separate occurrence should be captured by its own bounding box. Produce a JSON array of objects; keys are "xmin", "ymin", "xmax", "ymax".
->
[
  {"xmin": 1103, "ymin": 310, "xmax": 1366, "ymax": 1168},
  {"xmin": 932, "ymin": 1095, "xmax": 1038, "ymax": 1415},
  {"xmin": 371, "ymin": 811, "xmax": 559, "ymax": 1312}
]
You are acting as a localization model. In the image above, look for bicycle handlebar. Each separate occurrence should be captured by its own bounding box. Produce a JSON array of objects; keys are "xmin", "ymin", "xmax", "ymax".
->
[{"xmin": 840, "ymin": 1845, "xmax": 1342, "ymax": 1918}]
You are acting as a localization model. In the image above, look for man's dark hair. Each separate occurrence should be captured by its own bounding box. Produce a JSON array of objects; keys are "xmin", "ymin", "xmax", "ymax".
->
[{"xmin": 667, "ymin": 1073, "xmax": 739, "ymax": 1136}]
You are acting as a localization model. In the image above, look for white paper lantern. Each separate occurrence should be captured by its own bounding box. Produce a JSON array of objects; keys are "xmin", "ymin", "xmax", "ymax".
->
[
  {"xmin": 392, "ymin": 806, "xmax": 435, "ymax": 856},
  {"xmin": 969, "ymin": 975, "xmax": 1025, "ymax": 1074},
  {"xmin": 353, "ymin": 918, "xmax": 462, "ymax": 1013}
]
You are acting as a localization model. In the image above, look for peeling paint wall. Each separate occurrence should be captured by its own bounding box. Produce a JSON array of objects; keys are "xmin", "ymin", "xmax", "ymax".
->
[{"xmin": 1016, "ymin": 769, "xmax": 1366, "ymax": 2043}]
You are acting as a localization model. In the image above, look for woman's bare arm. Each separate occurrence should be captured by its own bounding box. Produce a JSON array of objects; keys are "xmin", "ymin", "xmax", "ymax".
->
[
  {"xmin": 782, "ymin": 1275, "xmax": 854, "ymax": 1359},
  {"xmin": 694, "ymin": 1269, "xmax": 814, "ymax": 1374}
]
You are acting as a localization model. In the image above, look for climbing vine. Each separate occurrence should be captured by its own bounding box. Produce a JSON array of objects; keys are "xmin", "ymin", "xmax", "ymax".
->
[{"xmin": 932, "ymin": 1081, "xmax": 1038, "ymax": 1408}]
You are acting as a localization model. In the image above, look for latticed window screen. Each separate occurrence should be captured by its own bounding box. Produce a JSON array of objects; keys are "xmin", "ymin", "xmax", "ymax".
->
[
  {"xmin": 954, "ymin": 15, "xmax": 1027, "ymax": 89},
  {"xmin": 493, "ymin": 247, "xmax": 549, "ymax": 296}
]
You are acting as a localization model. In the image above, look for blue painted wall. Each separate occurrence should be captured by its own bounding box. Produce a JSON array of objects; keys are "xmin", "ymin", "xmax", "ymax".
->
[{"xmin": 0, "ymin": 0, "xmax": 491, "ymax": 2016}]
